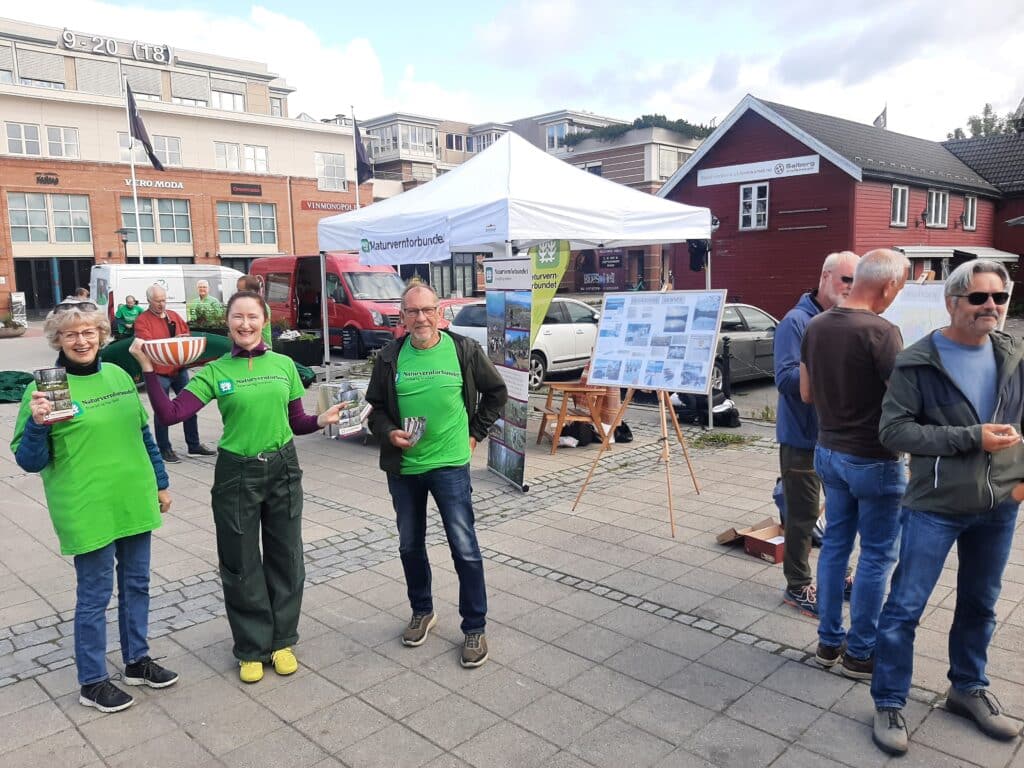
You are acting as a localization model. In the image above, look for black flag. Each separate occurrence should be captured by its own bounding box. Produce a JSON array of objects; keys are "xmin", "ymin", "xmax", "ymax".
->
[
  {"xmin": 353, "ymin": 118, "xmax": 372, "ymax": 184},
  {"xmin": 126, "ymin": 83, "xmax": 164, "ymax": 171}
]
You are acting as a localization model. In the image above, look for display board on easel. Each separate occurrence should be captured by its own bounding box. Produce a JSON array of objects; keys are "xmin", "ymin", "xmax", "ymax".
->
[{"xmin": 574, "ymin": 289, "xmax": 729, "ymax": 536}]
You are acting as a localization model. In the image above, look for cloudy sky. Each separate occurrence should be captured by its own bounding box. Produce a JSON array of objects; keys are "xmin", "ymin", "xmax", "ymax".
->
[{"xmin": 13, "ymin": 0, "xmax": 1023, "ymax": 140}]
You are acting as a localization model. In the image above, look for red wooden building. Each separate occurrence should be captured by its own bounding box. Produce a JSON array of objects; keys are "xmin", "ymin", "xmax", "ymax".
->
[{"xmin": 658, "ymin": 96, "xmax": 1015, "ymax": 319}]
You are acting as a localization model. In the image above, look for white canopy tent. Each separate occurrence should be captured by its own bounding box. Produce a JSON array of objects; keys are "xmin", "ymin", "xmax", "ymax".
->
[{"xmin": 318, "ymin": 132, "xmax": 712, "ymax": 260}]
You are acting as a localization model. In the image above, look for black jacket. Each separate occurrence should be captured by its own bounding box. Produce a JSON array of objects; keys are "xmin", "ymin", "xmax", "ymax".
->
[{"xmin": 365, "ymin": 330, "xmax": 508, "ymax": 475}]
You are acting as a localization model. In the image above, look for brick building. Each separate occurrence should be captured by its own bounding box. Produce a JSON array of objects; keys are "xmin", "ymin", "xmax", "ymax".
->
[
  {"xmin": 658, "ymin": 95, "xmax": 1015, "ymax": 318},
  {"xmin": 0, "ymin": 18, "xmax": 367, "ymax": 315}
]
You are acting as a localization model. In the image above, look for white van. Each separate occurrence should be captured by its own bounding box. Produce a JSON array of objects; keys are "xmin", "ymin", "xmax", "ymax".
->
[{"xmin": 90, "ymin": 264, "xmax": 244, "ymax": 322}]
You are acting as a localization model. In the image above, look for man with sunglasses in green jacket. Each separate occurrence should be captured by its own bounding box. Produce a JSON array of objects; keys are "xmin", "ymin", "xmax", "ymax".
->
[{"xmin": 871, "ymin": 259, "xmax": 1024, "ymax": 756}]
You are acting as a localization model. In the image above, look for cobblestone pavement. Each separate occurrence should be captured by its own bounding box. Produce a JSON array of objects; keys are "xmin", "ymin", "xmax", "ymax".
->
[{"xmin": 2, "ymin": 390, "xmax": 1024, "ymax": 768}]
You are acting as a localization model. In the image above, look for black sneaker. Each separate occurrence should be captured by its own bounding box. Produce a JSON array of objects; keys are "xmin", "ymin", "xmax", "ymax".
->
[
  {"xmin": 815, "ymin": 642, "xmax": 843, "ymax": 668},
  {"xmin": 782, "ymin": 585, "xmax": 818, "ymax": 617},
  {"xmin": 79, "ymin": 680, "xmax": 134, "ymax": 713},
  {"xmin": 841, "ymin": 653, "xmax": 874, "ymax": 680},
  {"xmin": 160, "ymin": 449, "xmax": 180, "ymax": 464},
  {"xmin": 124, "ymin": 656, "xmax": 179, "ymax": 689},
  {"xmin": 461, "ymin": 632, "xmax": 488, "ymax": 668},
  {"xmin": 187, "ymin": 444, "xmax": 217, "ymax": 457}
]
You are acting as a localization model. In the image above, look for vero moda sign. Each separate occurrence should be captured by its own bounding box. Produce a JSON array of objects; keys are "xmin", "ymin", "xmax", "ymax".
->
[{"xmin": 357, "ymin": 224, "xmax": 451, "ymax": 265}]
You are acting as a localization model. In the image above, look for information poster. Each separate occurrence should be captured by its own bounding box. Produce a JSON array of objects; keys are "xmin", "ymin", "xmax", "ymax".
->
[
  {"xmin": 483, "ymin": 257, "xmax": 532, "ymax": 490},
  {"xmin": 882, "ymin": 281, "xmax": 1013, "ymax": 346},
  {"xmin": 587, "ymin": 290, "xmax": 727, "ymax": 394}
]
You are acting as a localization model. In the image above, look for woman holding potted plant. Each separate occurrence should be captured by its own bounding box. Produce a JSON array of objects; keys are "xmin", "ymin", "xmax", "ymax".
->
[{"xmin": 130, "ymin": 291, "xmax": 346, "ymax": 684}]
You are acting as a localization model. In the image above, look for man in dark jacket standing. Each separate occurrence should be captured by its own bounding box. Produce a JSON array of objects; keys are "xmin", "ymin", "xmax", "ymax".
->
[
  {"xmin": 775, "ymin": 251, "xmax": 859, "ymax": 615},
  {"xmin": 871, "ymin": 260, "xmax": 1024, "ymax": 756},
  {"xmin": 366, "ymin": 283, "xmax": 507, "ymax": 669}
]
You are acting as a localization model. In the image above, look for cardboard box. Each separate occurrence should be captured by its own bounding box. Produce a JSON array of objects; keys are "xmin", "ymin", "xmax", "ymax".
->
[{"xmin": 717, "ymin": 517, "xmax": 785, "ymax": 564}]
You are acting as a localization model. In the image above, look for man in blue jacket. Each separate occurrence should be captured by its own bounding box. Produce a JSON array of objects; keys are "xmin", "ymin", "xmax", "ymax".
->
[{"xmin": 775, "ymin": 250, "xmax": 859, "ymax": 615}]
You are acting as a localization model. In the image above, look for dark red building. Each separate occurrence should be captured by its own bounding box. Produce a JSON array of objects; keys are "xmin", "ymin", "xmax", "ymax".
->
[{"xmin": 658, "ymin": 96, "xmax": 1015, "ymax": 319}]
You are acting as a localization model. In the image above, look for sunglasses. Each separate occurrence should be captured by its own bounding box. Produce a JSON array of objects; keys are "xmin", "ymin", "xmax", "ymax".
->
[
  {"xmin": 952, "ymin": 292, "xmax": 1010, "ymax": 306},
  {"xmin": 54, "ymin": 301, "xmax": 98, "ymax": 313}
]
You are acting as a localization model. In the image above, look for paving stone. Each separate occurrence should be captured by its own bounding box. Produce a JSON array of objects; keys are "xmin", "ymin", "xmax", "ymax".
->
[
  {"xmin": 0, "ymin": 700, "xmax": 73, "ymax": 755},
  {"xmin": 460, "ymin": 666, "xmax": 550, "ymax": 717},
  {"xmin": 294, "ymin": 695, "xmax": 390, "ymax": 754},
  {"xmin": 605, "ymin": 643, "xmax": 690, "ymax": 686},
  {"xmin": 724, "ymin": 685, "xmax": 824, "ymax": 741},
  {"xmin": 619, "ymin": 689, "xmax": 717, "ymax": 746},
  {"xmin": 660, "ymin": 663, "xmax": 754, "ymax": 713},
  {"xmin": 560, "ymin": 665, "xmax": 651, "ymax": 715},
  {"xmin": 567, "ymin": 717, "xmax": 674, "ymax": 768},
  {"xmin": 404, "ymin": 692, "xmax": 501, "ymax": 750},
  {"xmin": 361, "ymin": 669, "xmax": 450, "ymax": 721},
  {"xmin": 685, "ymin": 715, "xmax": 787, "ymax": 768},
  {"xmin": 339, "ymin": 722, "xmax": 443, "ymax": 768},
  {"xmin": 511, "ymin": 690, "xmax": 608, "ymax": 748},
  {"xmin": 222, "ymin": 725, "xmax": 328, "ymax": 768},
  {"xmin": 796, "ymin": 711, "xmax": 888, "ymax": 768},
  {"xmin": 11, "ymin": 626, "xmax": 60, "ymax": 650},
  {"xmin": 105, "ymin": 728, "xmax": 217, "ymax": 768},
  {"xmin": 1, "ymin": 723, "xmax": 99, "ymax": 768},
  {"xmin": 453, "ymin": 721, "xmax": 559, "ymax": 768}
]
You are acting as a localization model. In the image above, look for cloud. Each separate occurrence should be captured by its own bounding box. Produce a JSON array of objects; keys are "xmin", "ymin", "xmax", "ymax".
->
[
  {"xmin": 707, "ymin": 55, "xmax": 740, "ymax": 92},
  {"xmin": 472, "ymin": 0, "xmax": 590, "ymax": 63}
]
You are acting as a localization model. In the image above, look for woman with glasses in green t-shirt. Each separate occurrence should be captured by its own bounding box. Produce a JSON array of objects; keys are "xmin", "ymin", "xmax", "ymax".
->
[
  {"xmin": 130, "ymin": 291, "xmax": 345, "ymax": 684},
  {"xmin": 11, "ymin": 300, "xmax": 178, "ymax": 714}
]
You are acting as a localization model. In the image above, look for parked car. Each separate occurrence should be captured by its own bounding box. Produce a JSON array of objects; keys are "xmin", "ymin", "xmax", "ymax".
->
[
  {"xmin": 715, "ymin": 302, "xmax": 778, "ymax": 390},
  {"xmin": 451, "ymin": 297, "xmax": 599, "ymax": 390},
  {"xmin": 437, "ymin": 297, "xmax": 476, "ymax": 329}
]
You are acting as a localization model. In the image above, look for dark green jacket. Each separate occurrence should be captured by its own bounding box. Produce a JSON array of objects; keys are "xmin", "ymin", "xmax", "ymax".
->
[
  {"xmin": 879, "ymin": 330, "xmax": 1024, "ymax": 516},
  {"xmin": 366, "ymin": 330, "xmax": 508, "ymax": 475}
]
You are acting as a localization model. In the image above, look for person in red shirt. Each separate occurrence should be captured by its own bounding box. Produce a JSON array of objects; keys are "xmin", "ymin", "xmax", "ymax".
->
[{"xmin": 133, "ymin": 284, "xmax": 215, "ymax": 463}]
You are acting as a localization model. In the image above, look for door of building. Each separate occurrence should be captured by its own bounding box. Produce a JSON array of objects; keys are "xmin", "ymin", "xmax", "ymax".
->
[
  {"xmin": 14, "ymin": 259, "xmax": 57, "ymax": 316},
  {"xmin": 58, "ymin": 257, "xmax": 94, "ymax": 301}
]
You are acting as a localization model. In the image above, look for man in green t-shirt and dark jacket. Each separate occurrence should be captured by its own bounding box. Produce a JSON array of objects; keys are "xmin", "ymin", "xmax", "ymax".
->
[{"xmin": 366, "ymin": 283, "xmax": 507, "ymax": 668}]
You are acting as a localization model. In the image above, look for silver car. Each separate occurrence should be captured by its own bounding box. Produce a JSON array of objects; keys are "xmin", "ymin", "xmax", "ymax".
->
[{"xmin": 715, "ymin": 303, "xmax": 778, "ymax": 390}]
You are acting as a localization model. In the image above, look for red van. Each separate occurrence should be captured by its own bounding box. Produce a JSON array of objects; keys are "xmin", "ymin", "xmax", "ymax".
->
[{"xmin": 250, "ymin": 253, "xmax": 407, "ymax": 355}]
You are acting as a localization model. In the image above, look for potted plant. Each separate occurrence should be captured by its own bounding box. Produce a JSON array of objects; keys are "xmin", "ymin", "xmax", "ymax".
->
[
  {"xmin": 188, "ymin": 304, "xmax": 228, "ymax": 336},
  {"xmin": 0, "ymin": 313, "xmax": 27, "ymax": 339},
  {"xmin": 272, "ymin": 322, "xmax": 323, "ymax": 366}
]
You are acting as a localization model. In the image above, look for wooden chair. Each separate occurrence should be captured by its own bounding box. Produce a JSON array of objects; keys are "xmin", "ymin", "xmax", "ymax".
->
[{"xmin": 535, "ymin": 383, "xmax": 605, "ymax": 454}]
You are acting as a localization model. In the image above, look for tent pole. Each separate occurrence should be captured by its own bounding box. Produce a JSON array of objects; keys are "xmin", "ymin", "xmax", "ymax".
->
[
  {"xmin": 320, "ymin": 250, "xmax": 330, "ymax": 382},
  {"xmin": 706, "ymin": 246, "xmax": 714, "ymax": 432}
]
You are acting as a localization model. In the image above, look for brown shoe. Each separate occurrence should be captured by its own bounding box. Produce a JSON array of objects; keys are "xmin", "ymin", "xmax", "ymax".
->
[
  {"xmin": 461, "ymin": 632, "xmax": 488, "ymax": 668},
  {"xmin": 840, "ymin": 653, "xmax": 874, "ymax": 680},
  {"xmin": 815, "ymin": 643, "xmax": 843, "ymax": 668},
  {"xmin": 402, "ymin": 612, "xmax": 437, "ymax": 647}
]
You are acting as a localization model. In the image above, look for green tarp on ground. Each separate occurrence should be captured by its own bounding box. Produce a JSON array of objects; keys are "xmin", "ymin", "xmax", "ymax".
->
[{"xmin": 0, "ymin": 371, "xmax": 35, "ymax": 403}]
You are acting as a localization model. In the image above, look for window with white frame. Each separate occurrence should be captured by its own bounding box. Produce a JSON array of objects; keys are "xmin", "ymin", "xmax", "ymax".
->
[
  {"xmin": 242, "ymin": 144, "xmax": 268, "ymax": 172},
  {"xmin": 117, "ymin": 132, "xmax": 149, "ymax": 163},
  {"xmin": 152, "ymin": 135, "xmax": 181, "ymax": 166},
  {"xmin": 445, "ymin": 133, "xmax": 464, "ymax": 151},
  {"xmin": 47, "ymin": 126, "xmax": 79, "ymax": 158},
  {"xmin": 465, "ymin": 136, "xmax": 475, "ymax": 153},
  {"xmin": 269, "ymin": 97, "xmax": 283, "ymax": 117},
  {"xmin": 963, "ymin": 195, "xmax": 977, "ymax": 230},
  {"xmin": 315, "ymin": 152, "xmax": 347, "ymax": 191},
  {"xmin": 217, "ymin": 201, "xmax": 276, "ymax": 244},
  {"xmin": 214, "ymin": 141, "xmax": 240, "ymax": 170},
  {"xmin": 6, "ymin": 122, "xmax": 40, "ymax": 155},
  {"xmin": 134, "ymin": 92, "xmax": 161, "ymax": 101},
  {"xmin": 172, "ymin": 96, "xmax": 207, "ymax": 107},
  {"xmin": 0, "ymin": 70, "xmax": 12, "ymax": 84},
  {"xmin": 8, "ymin": 192, "xmax": 48, "ymax": 241},
  {"xmin": 400, "ymin": 125, "xmax": 435, "ymax": 156},
  {"xmin": 212, "ymin": 90, "xmax": 245, "ymax": 111},
  {"xmin": 8, "ymin": 192, "xmax": 91, "ymax": 242},
  {"xmin": 120, "ymin": 197, "xmax": 192, "ymax": 243},
  {"xmin": 546, "ymin": 123, "xmax": 568, "ymax": 151},
  {"xmin": 927, "ymin": 189, "xmax": 949, "ymax": 227},
  {"xmin": 739, "ymin": 182, "xmax": 769, "ymax": 230},
  {"xmin": 890, "ymin": 185, "xmax": 908, "ymax": 226},
  {"xmin": 369, "ymin": 125, "xmax": 399, "ymax": 156},
  {"xmin": 658, "ymin": 147, "xmax": 689, "ymax": 179}
]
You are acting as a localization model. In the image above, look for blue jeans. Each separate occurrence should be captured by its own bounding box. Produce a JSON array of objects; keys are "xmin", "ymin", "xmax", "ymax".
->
[
  {"xmin": 156, "ymin": 369, "xmax": 200, "ymax": 452},
  {"xmin": 872, "ymin": 502, "xmax": 1018, "ymax": 709},
  {"xmin": 387, "ymin": 464, "xmax": 487, "ymax": 633},
  {"xmin": 73, "ymin": 532, "xmax": 152, "ymax": 686},
  {"xmin": 814, "ymin": 447, "xmax": 906, "ymax": 659}
]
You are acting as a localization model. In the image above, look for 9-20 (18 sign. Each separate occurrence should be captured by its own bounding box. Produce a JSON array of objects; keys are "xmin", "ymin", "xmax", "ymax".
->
[{"xmin": 60, "ymin": 29, "xmax": 170, "ymax": 64}]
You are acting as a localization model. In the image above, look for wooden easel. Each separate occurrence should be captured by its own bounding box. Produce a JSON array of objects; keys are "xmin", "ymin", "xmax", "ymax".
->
[{"xmin": 571, "ymin": 388, "xmax": 700, "ymax": 537}]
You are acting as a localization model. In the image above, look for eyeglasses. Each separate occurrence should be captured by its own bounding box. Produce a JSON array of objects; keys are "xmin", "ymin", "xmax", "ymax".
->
[
  {"xmin": 402, "ymin": 306, "xmax": 438, "ymax": 317},
  {"xmin": 60, "ymin": 329, "xmax": 100, "ymax": 342},
  {"xmin": 839, "ymin": 276, "xmax": 855, "ymax": 285},
  {"xmin": 54, "ymin": 301, "xmax": 98, "ymax": 313},
  {"xmin": 952, "ymin": 292, "xmax": 1010, "ymax": 306}
]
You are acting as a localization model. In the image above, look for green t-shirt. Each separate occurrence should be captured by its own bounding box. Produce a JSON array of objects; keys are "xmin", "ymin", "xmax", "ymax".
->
[
  {"xmin": 115, "ymin": 303, "xmax": 143, "ymax": 329},
  {"xmin": 11, "ymin": 364, "xmax": 161, "ymax": 556},
  {"xmin": 187, "ymin": 295, "xmax": 224, "ymax": 324},
  {"xmin": 396, "ymin": 334, "xmax": 470, "ymax": 475},
  {"xmin": 262, "ymin": 302, "xmax": 273, "ymax": 346},
  {"xmin": 187, "ymin": 350, "xmax": 304, "ymax": 456}
]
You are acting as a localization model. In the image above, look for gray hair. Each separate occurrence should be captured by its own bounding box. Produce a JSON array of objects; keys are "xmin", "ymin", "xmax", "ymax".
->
[
  {"xmin": 854, "ymin": 249, "xmax": 910, "ymax": 286},
  {"xmin": 43, "ymin": 306, "xmax": 111, "ymax": 351},
  {"xmin": 196, "ymin": 279, "xmax": 210, "ymax": 289},
  {"xmin": 821, "ymin": 250, "xmax": 858, "ymax": 273},
  {"xmin": 145, "ymin": 283, "xmax": 166, "ymax": 301},
  {"xmin": 401, "ymin": 281, "xmax": 438, "ymax": 309},
  {"xmin": 944, "ymin": 259, "xmax": 1009, "ymax": 298}
]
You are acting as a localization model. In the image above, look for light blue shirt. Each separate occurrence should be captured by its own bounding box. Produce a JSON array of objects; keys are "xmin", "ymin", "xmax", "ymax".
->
[{"xmin": 932, "ymin": 330, "xmax": 997, "ymax": 422}]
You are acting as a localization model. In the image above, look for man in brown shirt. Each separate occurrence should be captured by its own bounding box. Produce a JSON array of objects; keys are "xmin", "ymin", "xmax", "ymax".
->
[{"xmin": 799, "ymin": 248, "xmax": 909, "ymax": 681}]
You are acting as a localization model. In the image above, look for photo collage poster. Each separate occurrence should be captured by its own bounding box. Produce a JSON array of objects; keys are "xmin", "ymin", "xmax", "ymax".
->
[
  {"xmin": 482, "ymin": 257, "xmax": 532, "ymax": 489},
  {"xmin": 587, "ymin": 290, "xmax": 728, "ymax": 394}
]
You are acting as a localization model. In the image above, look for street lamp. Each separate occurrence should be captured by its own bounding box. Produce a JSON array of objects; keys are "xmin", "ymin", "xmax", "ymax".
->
[{"xmin": 115, "ymin": 228, "xmax": 129, "ymax": 262}]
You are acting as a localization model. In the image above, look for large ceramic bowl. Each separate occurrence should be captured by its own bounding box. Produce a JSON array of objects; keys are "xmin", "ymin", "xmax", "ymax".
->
[{"xmin": 142, "ymin": 336, "xmax": 207, "ymax": 367}]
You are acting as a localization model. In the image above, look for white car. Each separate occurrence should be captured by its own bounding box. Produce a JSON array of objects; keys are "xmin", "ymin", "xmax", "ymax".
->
[{"xmin": 450, "ymin": 297, "xmax": 600, "ymax": 390}]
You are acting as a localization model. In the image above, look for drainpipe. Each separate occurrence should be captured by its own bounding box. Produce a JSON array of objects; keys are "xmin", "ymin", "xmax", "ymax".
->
[{"xmin": 286, "ymin": 175, "xmax": 296, "ymax": 255}]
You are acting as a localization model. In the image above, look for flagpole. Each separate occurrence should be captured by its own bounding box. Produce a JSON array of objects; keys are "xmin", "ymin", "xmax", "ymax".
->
[
  {"xmin": 351, "ymin": 105, "xmax": 362, "ymax": 210},
  {"xmin": 124, "ymin": 77, "xmax": 145, "ymax": 264}
]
